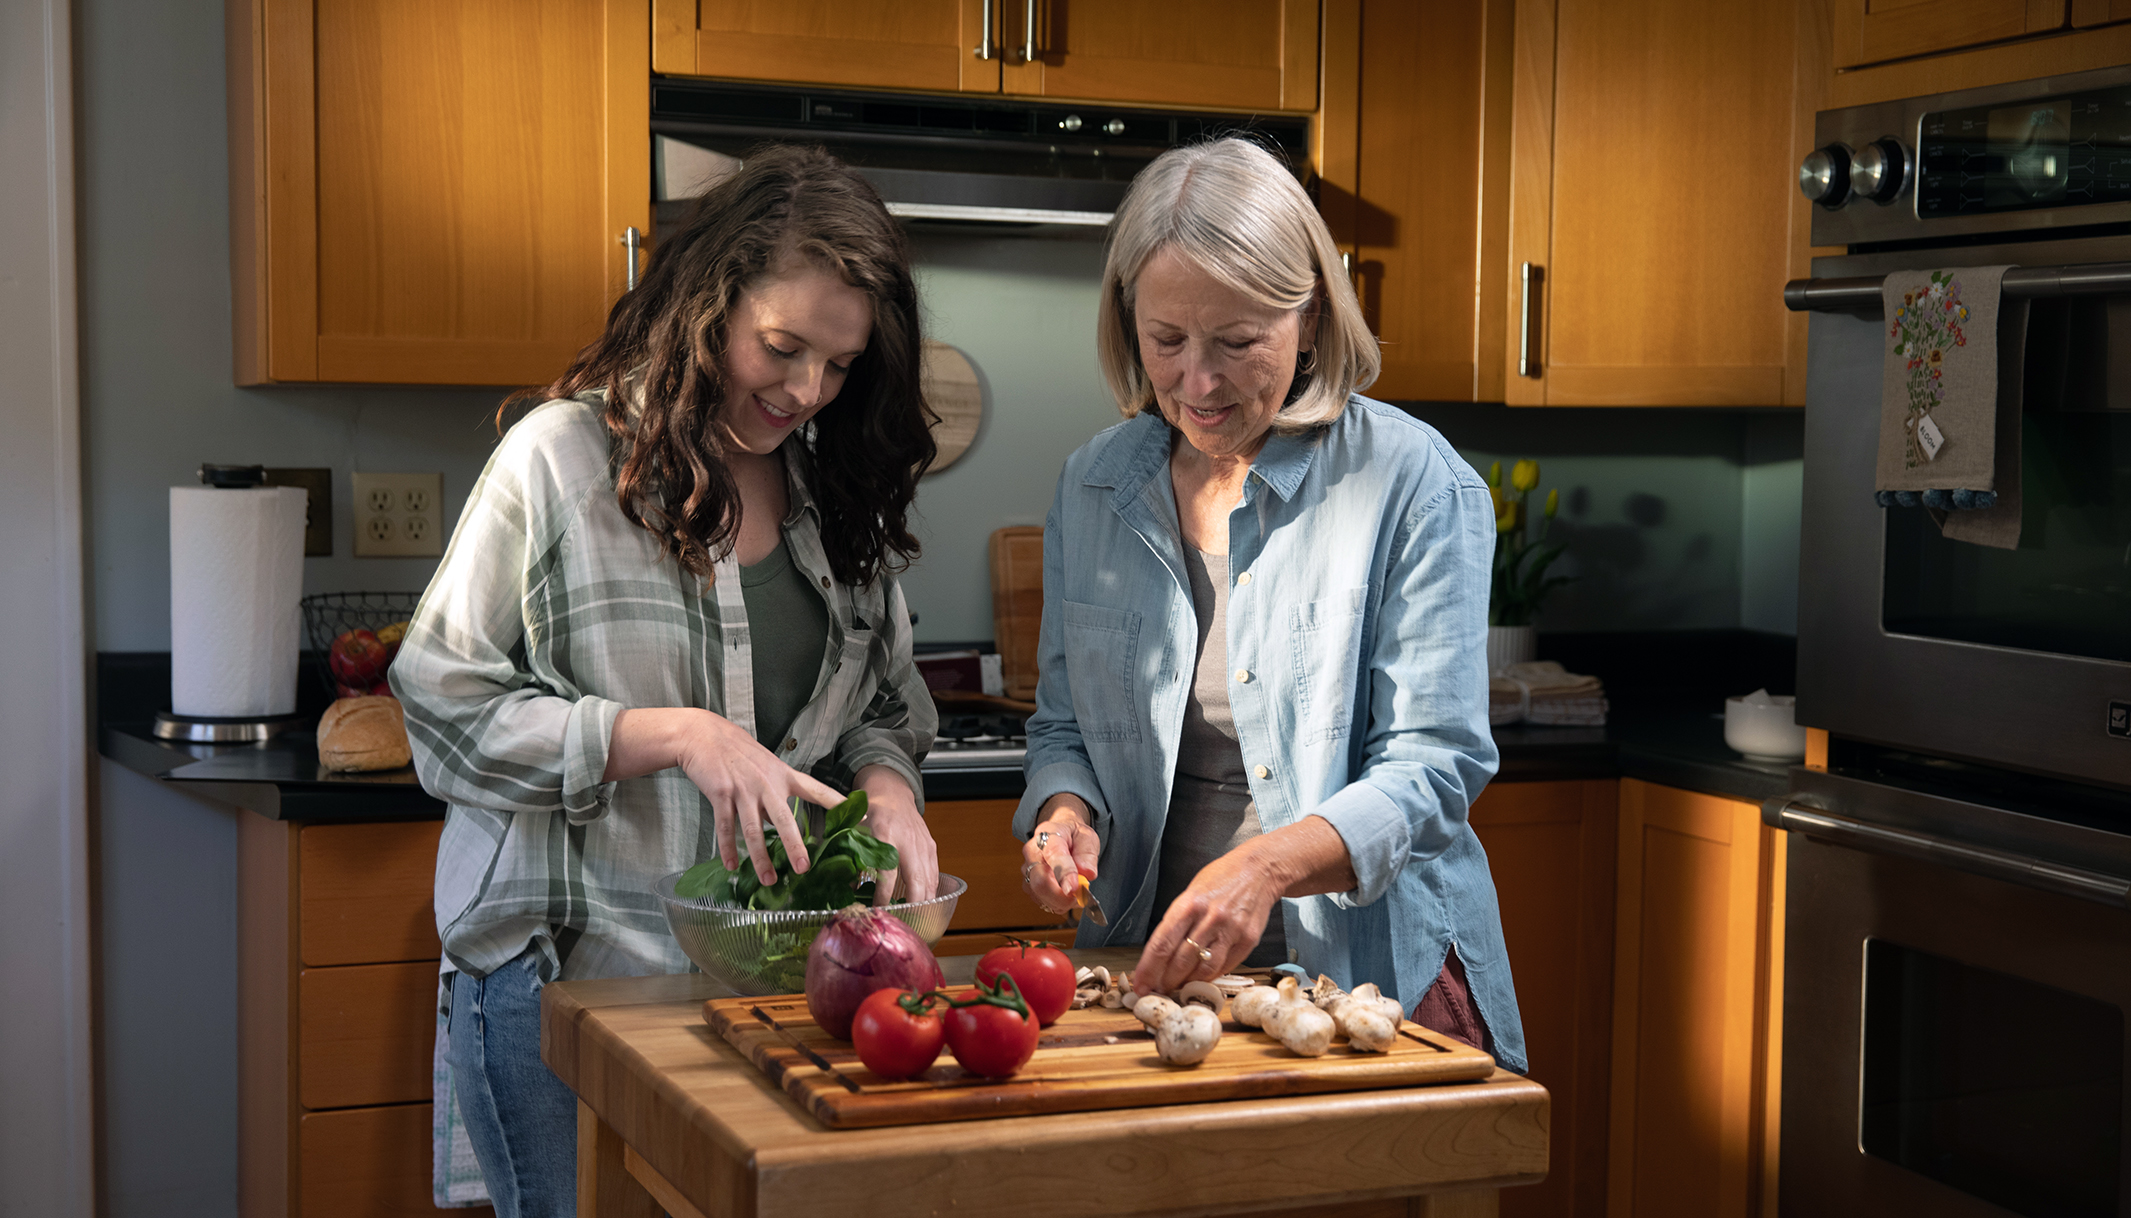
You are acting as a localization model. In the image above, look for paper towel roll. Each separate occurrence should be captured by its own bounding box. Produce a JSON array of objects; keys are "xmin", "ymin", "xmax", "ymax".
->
[{"xmin": 170, "ymin": 485, "xmax": 309, "ymax": 718}]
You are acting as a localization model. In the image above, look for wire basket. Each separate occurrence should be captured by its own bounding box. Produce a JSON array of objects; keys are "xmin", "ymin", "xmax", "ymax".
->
[{"xmin": 300, "ymin": 591, "xmax": 422, "ymax": 697}]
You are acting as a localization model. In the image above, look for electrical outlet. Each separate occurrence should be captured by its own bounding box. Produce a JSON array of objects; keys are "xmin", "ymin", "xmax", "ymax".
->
[{"xmin": 350, "ymin": 471, "xmax": 444, "ymax": 558}]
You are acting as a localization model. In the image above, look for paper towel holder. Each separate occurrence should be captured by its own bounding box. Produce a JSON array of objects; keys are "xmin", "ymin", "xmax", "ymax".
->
[
  {"xmin": 158, "ymin": 464, "xmax": 308, "ymax": 743},
  {"xmin": 153, "ymin": 710, "xmax": 305, "ymax": 743}
]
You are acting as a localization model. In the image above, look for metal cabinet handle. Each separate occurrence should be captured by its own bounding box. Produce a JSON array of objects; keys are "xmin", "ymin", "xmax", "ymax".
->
[
  {"xmin": 974, "ymin": 0, "xmax": 993, "ymax": 59},
  {"xmin": 1023, "ymin": 0, "xmax": 1037, "ymax": 62},
  {"xmin": 1517, "ymin": 261, "xmax": 1541, "ymax": 377},
  {"xmin": 622, "ymin": 227, "xmax": 642, "ymax": 291}
]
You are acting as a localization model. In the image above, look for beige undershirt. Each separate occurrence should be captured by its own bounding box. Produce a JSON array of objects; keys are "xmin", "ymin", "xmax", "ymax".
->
[{"xmin": 1152, "ymin": 548, "xmax": 1289, "ymax": 967}]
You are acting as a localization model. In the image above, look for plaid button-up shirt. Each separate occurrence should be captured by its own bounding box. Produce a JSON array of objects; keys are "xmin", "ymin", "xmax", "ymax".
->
[{"xmin": 392, "ymin": 396, "xmax": 934, "ymax": 982}]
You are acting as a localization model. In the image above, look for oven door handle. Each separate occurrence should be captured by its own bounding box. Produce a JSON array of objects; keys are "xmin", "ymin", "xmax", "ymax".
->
[
  {"xmin": 1782, "ymin": 260, "xmax": 2131, "ymax": 314},
  {"xmin": 1764, "ymin": 798, "xmax": 2131, "ymax": 908}
]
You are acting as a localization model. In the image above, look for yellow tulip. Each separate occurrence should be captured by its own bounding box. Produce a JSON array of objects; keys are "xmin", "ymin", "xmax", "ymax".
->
[
  {"xmin": 1510, "ymin": 459, "xmax": 1540, "ymax": 493},
  {"xmin": 1486, "ymin": 460, "xmax": 1502, "ymax": 488},
  {"xmin": 1489, "ymin": 485, "xmax": 1508, "ymax": 519},
  {"xmin": 1544, "ymin": 488, "xmax": 1559, "ymax": 519}
]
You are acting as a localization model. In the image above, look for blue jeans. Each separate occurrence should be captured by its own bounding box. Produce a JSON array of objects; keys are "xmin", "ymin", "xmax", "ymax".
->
[{"xmin": 447, "ymin": 952, "xmax": 578, "ymax": 1218}]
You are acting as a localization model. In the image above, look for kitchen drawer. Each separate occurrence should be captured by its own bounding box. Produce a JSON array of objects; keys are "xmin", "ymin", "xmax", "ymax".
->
[
  {"xmin": 300, "ymin": 961, "xmax": 436, "ymax": 1110},
  {"xmin": 929, "ymin": 798, "xmax": 1071, "ymax": 934},
  {"xmin": 302, "ymin": 821, "xmax": 442, "ymax": 966},
  {"xmin": 299, "ymin": 1103, "xmax": 490, "ymax": 1217}
]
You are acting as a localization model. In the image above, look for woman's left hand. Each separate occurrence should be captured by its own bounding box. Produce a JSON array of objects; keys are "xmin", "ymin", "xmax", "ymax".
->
[
  {"xmin": 1134, "ymin": 845, "xmax": 1283, "ymax": 994},
  {"xmin": 1133, "ymin": 816, "xmax": 1358, "ymax": 994},
  {"xmin": 855, "ymin": 765, "xmax": 938, "ymax": 905}
]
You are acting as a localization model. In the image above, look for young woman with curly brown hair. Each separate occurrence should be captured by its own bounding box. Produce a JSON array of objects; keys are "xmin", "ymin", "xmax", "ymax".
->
[{"xmin": 391, "ymin": 145, "xmax": 940, "ymax": 1218}]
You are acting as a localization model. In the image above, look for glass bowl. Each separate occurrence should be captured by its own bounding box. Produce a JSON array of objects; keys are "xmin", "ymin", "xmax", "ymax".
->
[{"xmin": 652, "ymin": 871, "xmax": 966, "ymax": 997}]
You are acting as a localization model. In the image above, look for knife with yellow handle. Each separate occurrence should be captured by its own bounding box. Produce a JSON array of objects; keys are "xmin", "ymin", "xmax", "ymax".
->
[{"xmin": 1053, "ymin": 862, "xmax": 1108, "ymax": 927}]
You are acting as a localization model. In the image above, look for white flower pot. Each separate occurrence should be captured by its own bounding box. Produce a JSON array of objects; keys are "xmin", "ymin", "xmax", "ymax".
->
[{"xmin": 1486, "ymin": 625, "xmax": 1536, "ymax": 674}]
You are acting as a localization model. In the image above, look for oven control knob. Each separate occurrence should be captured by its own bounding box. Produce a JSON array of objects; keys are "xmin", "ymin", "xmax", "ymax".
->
[
  {"xmin": 1798, "ymin": 143, "xmax": 1854, "ymax": 208},
  {"xmin": 1852, "ymin": 138, "xmax": 1910, "ymax": 204}
]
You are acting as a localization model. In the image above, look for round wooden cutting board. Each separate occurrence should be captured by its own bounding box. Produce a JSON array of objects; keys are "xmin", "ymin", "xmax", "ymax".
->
[{"xmin": 922, "ymin": 341, "xmax": 982, "ymax": 474}]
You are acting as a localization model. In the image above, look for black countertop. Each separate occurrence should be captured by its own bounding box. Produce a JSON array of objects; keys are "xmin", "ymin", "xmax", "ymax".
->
[
  {"xmin": 100, "ymin": 633, "xmax": 1800, "ymax": 822},
  {"xmin": 100, "ymin": 709, "xmax": 1793, "ymax": 822}
]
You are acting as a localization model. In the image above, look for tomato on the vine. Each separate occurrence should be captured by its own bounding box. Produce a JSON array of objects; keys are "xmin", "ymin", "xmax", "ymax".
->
[
  {"xmin": 974, "ymin": 938, "xmax": 1076, "ymax": 1026},
  {"xmin": 941, "ymin": 974, "xmax": 1040, "ymax": 1078},
  {"xmin": 850, "ymin": 989, "xmax": 944, "ymax": 1080}
]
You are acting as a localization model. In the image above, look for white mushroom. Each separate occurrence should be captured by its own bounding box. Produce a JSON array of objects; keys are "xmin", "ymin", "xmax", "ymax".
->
[
  {"xmin": 1267, "ymin": 976, "xmax": 1335, "ymax": 1056},
  {"xmin": 1326, "ymin": 995, "xmax": 1398, "ymax": 1053},
  {"xmin": 1229, "ymin": 985, "xmax": 1281, "ymax": 1028},
  {"xmin": 1153, "ymin": 1005, "xmax": 1223, "ymax": 1065},
  {"xmin": 1098, "ymin": 987, "xmax": 1124, "ymax": 1009},
  {"xmin": 1177, "ymin": 980, "xmax": 1227, "ymax": 1016},
  {"xmin": 1349, "ymin": 982, "xmax": 1406, "ymax": 1028},
  {"xmin": 1132, "ymin": 994, "xmax": 1181, "ymax": 1028},
  {"xmin": 1211, "ymin": 974, "xmax": 1254, "ymax": 998},
  {"xmin": 1309, "ymin": 973, "xmax": 1347, "ymax": 1010}
]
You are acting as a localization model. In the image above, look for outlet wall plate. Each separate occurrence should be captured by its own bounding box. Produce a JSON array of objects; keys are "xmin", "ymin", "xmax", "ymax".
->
[
  {"xmin": 261, "ymin": 467, "xmax": 332, "ymax": 556},
  {"xmin": 350, "ymin": 471, "xmax": 445, "ymax": 558}
]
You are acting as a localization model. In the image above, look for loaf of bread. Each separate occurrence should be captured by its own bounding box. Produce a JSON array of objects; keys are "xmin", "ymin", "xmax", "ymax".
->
[{"xmin": 317, "ymin": 695, "xmax": 412, "ymax": 772}]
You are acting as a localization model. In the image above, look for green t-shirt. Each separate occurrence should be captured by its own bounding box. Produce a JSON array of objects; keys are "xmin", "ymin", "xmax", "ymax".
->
[{"xmin": 738, "ymin": 535, "xmax": 831, "ymax": 752}]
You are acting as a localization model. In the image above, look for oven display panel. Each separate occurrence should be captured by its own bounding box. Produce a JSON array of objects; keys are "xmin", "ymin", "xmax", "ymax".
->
[{"xmin": 1919, "ymin": 86, "xmax": 2131, "ymax": 216}]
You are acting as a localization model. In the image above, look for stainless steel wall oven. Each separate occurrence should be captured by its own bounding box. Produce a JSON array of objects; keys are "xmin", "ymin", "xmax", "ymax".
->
[{"xmin": 1778, "ymin": 65, "xmax": 2131, "ymax": 1218}]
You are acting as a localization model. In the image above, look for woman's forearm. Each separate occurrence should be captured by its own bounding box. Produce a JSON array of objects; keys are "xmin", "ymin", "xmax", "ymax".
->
[
  {"xmin": 602, "ymin": 707, "xmax": 705, "ymax": 783},
  {"xmin": 1248, "ymin": 814, "xmax": 1359, "ymax": 898}
]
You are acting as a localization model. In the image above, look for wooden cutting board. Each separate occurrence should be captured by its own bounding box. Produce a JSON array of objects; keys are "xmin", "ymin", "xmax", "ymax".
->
[
  {"xmin": 988, "ymin": 526, "xmax": 1043, "ymax": 702},
  {"xmin": 703, "ymin": 991, "xmax": 1496, "ymax": 1130}
]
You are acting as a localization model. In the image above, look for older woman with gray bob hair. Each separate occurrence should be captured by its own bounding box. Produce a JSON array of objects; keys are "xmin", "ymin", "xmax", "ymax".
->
[{"xmin": 1016, "ymin": 138, "xmax": 1524, "ymax": 1069}]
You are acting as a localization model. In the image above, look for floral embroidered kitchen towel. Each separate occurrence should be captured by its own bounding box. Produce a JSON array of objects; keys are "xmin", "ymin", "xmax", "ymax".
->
[{"xmin": 1875, "ymin": 265, "xmax": 2030, "ymax": 549}]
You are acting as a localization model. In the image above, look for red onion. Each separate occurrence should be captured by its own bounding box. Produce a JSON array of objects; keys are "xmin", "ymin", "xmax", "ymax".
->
[{"xmin": 805, "ymin": 905, "xmax": 945, "ymax": 1040}]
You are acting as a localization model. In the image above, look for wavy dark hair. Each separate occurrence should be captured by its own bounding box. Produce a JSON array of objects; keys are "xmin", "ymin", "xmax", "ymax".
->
[{"xmin": 508, "ymin": 145, "xmax": 935, "ymax": 587}]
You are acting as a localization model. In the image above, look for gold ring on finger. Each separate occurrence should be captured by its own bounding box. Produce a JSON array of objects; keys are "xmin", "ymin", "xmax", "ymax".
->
[{"xmin": 1182, "ymin": 936, "xmax": 1214, "ymax": 963}]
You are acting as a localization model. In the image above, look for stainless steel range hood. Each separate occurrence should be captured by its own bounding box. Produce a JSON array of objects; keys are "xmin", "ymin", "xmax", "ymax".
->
[{"xmin": 650, "ymin": 79, "xmax": 1309, "ymax": 232}]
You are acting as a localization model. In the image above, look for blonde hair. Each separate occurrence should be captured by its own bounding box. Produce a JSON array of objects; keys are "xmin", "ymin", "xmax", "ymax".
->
[{"xmin": 1096, "ymin": 138, "xmax": 1379, "ymax": 430}]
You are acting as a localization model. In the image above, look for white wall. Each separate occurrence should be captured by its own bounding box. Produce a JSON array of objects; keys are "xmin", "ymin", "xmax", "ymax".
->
[{"xmin": 0, "ymin": 0, "xmax": 96, "ymax": 1214}]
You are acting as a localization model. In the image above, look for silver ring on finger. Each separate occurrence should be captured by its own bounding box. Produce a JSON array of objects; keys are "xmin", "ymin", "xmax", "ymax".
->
[
  {"xmin": 1035, "ymin": 830, "xmax": 1052, "ymax": 851},
  {"xmin": 1021, "ymin": 861, "xmax": 1034, "ymax": 886}
]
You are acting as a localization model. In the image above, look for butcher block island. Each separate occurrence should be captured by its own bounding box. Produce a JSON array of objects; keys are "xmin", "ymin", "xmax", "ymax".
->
[{"xmin": 543, "ymin": 949, "xmax": 1549, "ymax": 1218}]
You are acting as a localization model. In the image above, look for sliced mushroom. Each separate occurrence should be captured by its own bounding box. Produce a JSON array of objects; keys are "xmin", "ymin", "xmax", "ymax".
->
[
  {"xmin": 1211, "ymin": 974, "xmax": 1255, "ymax": 998},
  {"xmin": 1177, "ymin": 980, "xmax": 1227, "ymax": 1015}
]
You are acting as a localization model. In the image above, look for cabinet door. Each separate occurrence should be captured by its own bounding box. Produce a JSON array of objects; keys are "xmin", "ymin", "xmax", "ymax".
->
[
  {"xmin": 299, "ymin": 1104, "xmax": 485, "ymax": 1217},
  {"xmin": 2072, "ymin": 0, "xmax": 2131, "ymax": 24},
  {"xmin": 1469, "ymin": 779, "xmax": 1618, "ymax": 1218},
  {"xmin": 231, "ymin": 0, "xmax": 649, "ymax": 385},
  {"xmin": 1832, "ymin": 0, "xmax": 2068, "ymax": 67},
  {"xmin": 928, "ymin": 799, "xmax": 1075, "ymax": 935},
  {"xmin": 1332, "ymin": 0, "xmax": 1513, "ymax": 402},
  {"xmin": 1504, "ymin": 0, "xmax": 1810, "ymax": 406},
  {"xmin": 654, "ymin": 0, "xmax": 1001, "ymax": 93},
  {"xmin": 301, "ymin": 821, "xmax": 442, "ymax": 967},
  {"xmin": 1608, "ymin": 779, "xmax": 1784, "ymax": 1218},
  {"xmin": 1001, "ymin": 0, "xmax": 1319, "ymax": 111}
]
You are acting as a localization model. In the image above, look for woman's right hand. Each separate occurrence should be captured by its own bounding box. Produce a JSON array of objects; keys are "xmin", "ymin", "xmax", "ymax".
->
[
  {"xmin": 606, "ymin": 707, "xmax": 846, "ymax": 887},
  {"xmin": 1022, "ymin": 794, "xmax": 1102, "ymax": 916}
]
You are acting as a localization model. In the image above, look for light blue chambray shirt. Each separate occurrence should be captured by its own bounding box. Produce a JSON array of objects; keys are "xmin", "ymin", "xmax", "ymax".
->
[{"xmin": 1015, "ymin": 395, "xmax": 1527, "ymax": 1074}]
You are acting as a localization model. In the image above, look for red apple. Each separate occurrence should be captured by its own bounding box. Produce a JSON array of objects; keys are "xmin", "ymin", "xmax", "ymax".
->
[{"xmin": 329, "ymin": 628, "xmax": 391, "ymax": 688}]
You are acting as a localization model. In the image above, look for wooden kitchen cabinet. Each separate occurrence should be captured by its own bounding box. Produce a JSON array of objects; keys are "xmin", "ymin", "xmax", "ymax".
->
[
  {"xmin": 1500, "ymin": 0, "xmax": 1817, "ymax": 406},
  {"xmin": 2073, "ymin": 0, "xmax": 2131, "ymax": 26},
  {"xmin": 1000, "ymin": 0, "xmax": 1319, "ymax": 111},
  {"xmin": 928, "ymin": 797, "xmax": 1077, "ymax": 955},
  {"xmin": 1605, "ymin": 779, "xmax": 1784, "ymax": 1218},
  {"xmin": 652, "ymin": 0, "xmax": 1002, "ymax": 93},
  {"xmin": 1469, "ymin": 779, "xmax": 1619, "ymax": 1218},
  {"xmin": 1317, "ymin": 0, "xmax": 1514, "ymax": 402},
  {"xmin": 654, "ymin": 0, "xmax": 1317, "ymax": 111},
  {"xmin": 227, "ymin": 0, "xmax": 649, "ymax": 386},
  {"xmin": 1831, "ymin": 0, "xmax": 2068, "ymax": 67},
  {"xmin": 240, "ymin": 815, "xmax": 486, "ymax": 1217}
]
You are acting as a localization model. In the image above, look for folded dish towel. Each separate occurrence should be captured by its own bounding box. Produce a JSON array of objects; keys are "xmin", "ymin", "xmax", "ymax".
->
[
  {"xmin": 1490, "ymin": 661, "xmax": 1608, "ymax": 728},
  {"xmin": 1874, "ymin": 265, "xmax": 2030, "ymax": 549}
]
